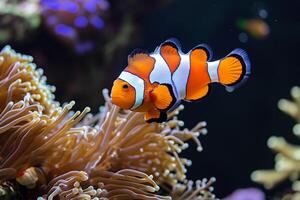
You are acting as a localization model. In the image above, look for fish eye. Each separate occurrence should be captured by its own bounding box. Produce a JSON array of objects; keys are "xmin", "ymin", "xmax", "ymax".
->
[{"xmin": 122, "ymin": 84, "xmax": 129, "ymax": 89}]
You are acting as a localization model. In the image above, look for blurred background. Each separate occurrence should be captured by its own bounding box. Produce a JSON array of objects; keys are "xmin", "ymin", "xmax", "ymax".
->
[{"xmin": 1, "ymin": 0, "xmax": 300, "ymax": 198}]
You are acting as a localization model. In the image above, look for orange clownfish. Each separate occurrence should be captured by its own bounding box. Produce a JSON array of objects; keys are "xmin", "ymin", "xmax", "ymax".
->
[{"xmin": 111, "ymin": 38, "xmax": 251, "ymax": 123}]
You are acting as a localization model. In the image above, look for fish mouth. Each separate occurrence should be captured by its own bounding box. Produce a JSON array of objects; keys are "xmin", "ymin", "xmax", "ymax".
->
[
  {"xmin": 111, "ymin": 95, "xmax": 132, "ymax": 110},
  {"xmin": 111, "ymin": 96, "xmax": 122, "ymax": 100},
  {"xmin": 111, "ymin": 96, "xmax": 123, "ymax": 105}
]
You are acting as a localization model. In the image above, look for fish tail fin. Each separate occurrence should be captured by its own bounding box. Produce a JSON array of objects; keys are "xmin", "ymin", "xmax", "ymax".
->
[{"xmin": 217, "ymin": 48, "xmax": 251, "ymax": 91}]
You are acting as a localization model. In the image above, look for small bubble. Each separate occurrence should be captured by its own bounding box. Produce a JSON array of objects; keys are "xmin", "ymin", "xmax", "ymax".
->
[
  {"xmin": 238, "ymin": 32, "xmax": 248, "ymax": 43},
  {"xmin": 258, "ymin": 9, "xmax": 268, "ymax": 19},
  {"xmin": 226, "ymin": 87, "xmax": 235, "ymax": 92}
]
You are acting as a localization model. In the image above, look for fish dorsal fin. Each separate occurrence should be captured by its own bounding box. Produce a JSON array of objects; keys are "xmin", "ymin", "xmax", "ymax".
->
[
  {"xmin": 128, "ymin": 48, "xmax": 150, "ymax": 65},
  {"xmin": 165, "ymin": 38, "xmax": 182, "ymax": 50},
  {"xmin": 160, "ymin": 43, "xmax": 178, "ymax": 55},
  {"xmin": 129, "ymin": 48, "xmax": 149, "ymax": 58},
  {"xmin": 127, "ymin": 50, "xmax": 155, "ymax": 76},
  {"xmin": 190, "ymin": 44, "xmax": 213, "ymax": 62},
  {"xmin": 158, "ymin": 38, "xmax": 182, "ymax": 74},
  {"xmin": 159, "ymin": 38, "xmax": 182, "ymax": 52}
]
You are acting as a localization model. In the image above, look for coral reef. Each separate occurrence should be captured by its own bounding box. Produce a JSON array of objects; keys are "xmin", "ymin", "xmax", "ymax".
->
[
  {"xmin": 0, "ymin": 46, "xmax": 217, "ymax": 199},
  {"xmin": 252, "ymin": 86, "xmax": 300, "ymax": 199}
]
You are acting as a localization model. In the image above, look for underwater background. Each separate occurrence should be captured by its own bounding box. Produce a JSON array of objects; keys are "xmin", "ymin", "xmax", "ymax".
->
[
  {"xmin": 141, "ymin": 0, "xmax": 300, "ymax": 198},
  {"xmin": 1, "ymin": 0, "xmax": 300, "ymax": 199}
]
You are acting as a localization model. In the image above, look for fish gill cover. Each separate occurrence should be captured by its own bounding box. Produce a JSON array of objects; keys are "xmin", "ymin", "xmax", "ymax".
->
[{"xmin": 0, "ymin": 46, "xmax": 216, "ymax": 199}]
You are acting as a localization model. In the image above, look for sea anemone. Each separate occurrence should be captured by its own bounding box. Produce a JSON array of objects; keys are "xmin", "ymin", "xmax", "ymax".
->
[{"xmin": 0, "ymin": 45, "xmax": 217, "ymax": 199}]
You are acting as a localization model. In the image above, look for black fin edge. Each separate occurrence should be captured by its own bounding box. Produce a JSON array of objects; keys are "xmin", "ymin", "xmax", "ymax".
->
[
  {"xmin": 224, "ymin": 54, "xmax": 246, "ymax": 87},
  {"xmin": 157, "ymin": 83, "xmax": 177, "ymax": 112},
  {"xmin": 146, "ymin": 112, "xmax": 167, "ymax": 123},
  {"xmin": 129, "ymin": 48, "xmax": 149, "ymax": 58},
  {"xmin": 161, "ymin": 41, "xmax": 179, "ymax": 51},
  {"xmin": 191, "ymin": 44, "xmax": 213, "ymax": 61},
  {"xmin": 164, "ymin": 38, "xmax": 182, "ymax": 49}
]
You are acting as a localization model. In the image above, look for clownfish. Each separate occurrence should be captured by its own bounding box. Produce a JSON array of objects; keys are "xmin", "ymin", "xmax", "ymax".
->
[{"xmin": 111, "ymin": 38, "xmax": 251, "ymax": 123}]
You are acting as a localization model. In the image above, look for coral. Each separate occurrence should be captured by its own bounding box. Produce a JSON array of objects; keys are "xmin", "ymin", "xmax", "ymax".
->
[
  {"xmin": 0, "ymin": 46, "xmax": 217, "ymax": 199},
  {"xmin": 223, "ymin": 188, "xmax": 265, "ymax": 200},
  {"xmin": 252, "ymin": 86, "xmax": 300, "ymax": 199},
  {"xmin": 0, "ymin": 0, "xmax": 41, "ymax": 43},
  {"xmin": 33, "ymin": 0, "xmax": 175, "ymax": 114},
  {"xmin": 39, "ymin": 0, "xmax": 171, "ymax": 54},
  {"xmin": 236, "ymin": 18, "xmax": 270, "ymax": 39},
  {"xmin": 41, "ymin": 0, "xmax": 110, "ymax": 54}
]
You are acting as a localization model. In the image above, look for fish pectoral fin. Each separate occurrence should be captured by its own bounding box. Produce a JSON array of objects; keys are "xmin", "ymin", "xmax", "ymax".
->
[
  {"xmin": 150, "ymin": 84, "xmax": 176, "ymax": 111},
  {"xmin": 144, "ymin": 109, "xmax": 167, "ymax": 123},
  {"xmin": 185, "ymin": 85, "xmax": 211, "ymax": 101}
]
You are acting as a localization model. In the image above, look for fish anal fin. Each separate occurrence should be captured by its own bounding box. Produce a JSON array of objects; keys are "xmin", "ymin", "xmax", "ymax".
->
[
  {"xmin": 150, "ymin": 84, "xmax": 176, "ymax": 111},
  {"xmin": 185, "ymin": 85, "xmax": 210, "ymax": 101},
  {"xmin": 144, "ymin": 109, "xmax": 167, "ymax": 123}
]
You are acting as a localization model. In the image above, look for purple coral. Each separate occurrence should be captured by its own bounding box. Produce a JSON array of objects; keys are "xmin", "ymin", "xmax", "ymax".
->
[
  {"xmin": 40, "ymin": 0, "xmax": 109, "ymax": 54},
  {"xmin": 224, "ymin": 188, "xmax": 265, "ymax": 200}
]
